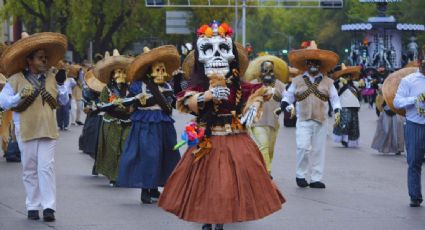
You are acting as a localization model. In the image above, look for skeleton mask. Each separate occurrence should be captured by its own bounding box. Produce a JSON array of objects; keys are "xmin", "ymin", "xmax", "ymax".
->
[
  {"xmin": 113, "ymin": 68, "xmax": 127, "ymax": 84},
  {"xmin": 150, "ymin": 62, "xmax": 168, "ymax": 84},
  {"xmin": 260, "ymin": 61, "xmax": 275, "ymax": 86},
  {"xmin": 197, "ymin": 36, "xmax": 235, "ymax": 77}
]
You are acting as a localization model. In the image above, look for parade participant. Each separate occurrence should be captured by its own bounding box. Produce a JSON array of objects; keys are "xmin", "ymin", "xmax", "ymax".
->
[
  {"xmin": 332, "ymin": 64, "xmax": 361, "ymax": 148},
  {"xmin": 158, "ymin": 21, "xmax": 285, "ymax": 230},
  {"xmin": 117, "ymin": 46, "xmax": 182, "ymax": 204},
  {"xmin": 0, "ymin": 32, "xmax": 68, "ymax": 221},
  {"xmin": 371, "ymin": 101, "xmax": 405, "ymax": 154},
  {"xmin": 392, "ymin": 64, "xmax": 425, "ymax": 207},
  {"xmin": 360, "ymin": 68, "xmax": 379, "ymax": 108},
  {"xmin": 78, "ymin": 70, "xmax": 105, "ymax": 175},
  {"xmin": 70, "ymin": 65, "xmax": 84, "ymax": 126},
  {"xmin": 281, "ymin": 41, "xmax": 341, "ymax": 189},
  {"xmin": 94, "ymin": 50, "xmax": 132, "ymax": 187},
  {"xmin": 244, "ymin": 55, "xmax": 289, "ymax": 175},
  {"xmin": 0, "ymin": 73, "xmax": 11, "ymax": 154},
  {"xmin": 56, "ymin": 65, "xmax": 76, "ymax": 131}
]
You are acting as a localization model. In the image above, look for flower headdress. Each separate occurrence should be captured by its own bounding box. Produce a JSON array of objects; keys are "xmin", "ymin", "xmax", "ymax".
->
[{"xmin": 196, "ymin": 20, "xmax": 233, "ymax": 38}]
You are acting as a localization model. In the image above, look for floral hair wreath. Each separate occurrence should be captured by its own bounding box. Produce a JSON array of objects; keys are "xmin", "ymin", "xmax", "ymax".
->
[{"xmin": 197, "ymin": 21, "xmax": 233, "ymax": 38}]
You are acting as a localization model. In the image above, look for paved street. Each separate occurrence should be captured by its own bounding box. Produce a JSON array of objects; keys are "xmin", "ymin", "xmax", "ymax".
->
[{"xmin": 0, "ymin": 104, "xmax": 424, "ymax": 230}]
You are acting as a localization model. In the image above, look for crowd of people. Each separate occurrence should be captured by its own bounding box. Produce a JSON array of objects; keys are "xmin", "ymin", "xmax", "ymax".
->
[{"xmin": 0, "ymin": 20, "xmax": 424, "ymax": 229}]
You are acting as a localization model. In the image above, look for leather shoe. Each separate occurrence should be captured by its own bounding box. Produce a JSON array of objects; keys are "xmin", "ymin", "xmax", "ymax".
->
[
  {"xmin": 202, "ymin": 224, "xmax": 212, "ymax": 230},
  {"xmin": 149, "ymin": 189, "xmax": 161, "ymax": 199},
  {"xmin": 43, "ymin": 209, "xmax": 55, "ymax": 222},
  {"xmin": 27, "ymin": 210, "xmax": 40, "ymax": 220},
  {"xmin": 309, "ymin": 181, "xmax": 326, "ymax": 189},
  {"xmin": 410, "ymin": 199, "xmax": 422, "ymax": 207},
  {"xmin": 141, "ymin": 189, "xmax": 153, "ymax": 204},
  {"xmin": 296, "ymin": 178, "xmax": 309, "ymax": 188}
]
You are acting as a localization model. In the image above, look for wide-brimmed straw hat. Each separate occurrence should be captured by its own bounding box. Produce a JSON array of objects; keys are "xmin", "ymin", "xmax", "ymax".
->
[
  {"xmin": 332, "ymin": 64, "xmax": 361, "ymax": 80},
  {"xmin": 67, "ymin": 64, "xmax": 82, "ymax": 77},
  {"xmin": 289, "ymin": 41, "xmax": 339, "ymax": 73},
  {"xmin": 289, "ymin": 67, "xmax": 301, "ymax": 77},
  {"xmin": 93, "ymin": 49, "xmax": 133, "ymax": 84},
  {"xmin": 0, "ymin": 73, "xmax": 6, "ymax": 85},
  {"xmin": 0, "ymin": 32, "xmax": 67, "ymax": 77},
  {"xmin": 84, "ymin": 70, "xmax": 106, "ymax": 93},
  {"xmin": 182, "ymin": 42, "xmax": 249, "ymax": 80},
  {"xmin": 382, "ymin": 67, "xmax": 419, "ymax": 116},
  {"xmin": 243, "ymin": 55, "xmax": 289, "ymax": 83},
  {"xmin": 127, "ymin": 45, "xmax": 180, "ymax": 82}
]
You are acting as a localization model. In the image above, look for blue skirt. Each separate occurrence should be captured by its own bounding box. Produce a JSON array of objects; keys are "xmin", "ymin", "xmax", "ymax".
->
[{"xmin": 117, "ymin": 112, "xmax": 181, "ymax": 188}]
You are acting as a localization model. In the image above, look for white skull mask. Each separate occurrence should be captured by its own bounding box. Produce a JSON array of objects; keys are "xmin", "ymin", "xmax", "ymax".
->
[
  {"xmin": 150, "ymin": 62, "xmax": 168, "ymax": 84},
  {"xmin": 197, "ymin": 36, "xmax": 235, "ymax": 77}
]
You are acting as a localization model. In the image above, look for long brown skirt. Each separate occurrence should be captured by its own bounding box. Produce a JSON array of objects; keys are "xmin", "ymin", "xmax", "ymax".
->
[{"xmin": 158, "ymin": 133, "xmax": 285, "ymax": 224}]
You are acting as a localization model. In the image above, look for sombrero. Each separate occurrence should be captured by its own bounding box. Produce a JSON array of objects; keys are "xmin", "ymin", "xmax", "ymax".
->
[
  {"xmin": 84, "ymin": 70, "xmax": 106, "ymax": 93},
  {"xmin": 182, "ymin": 42, "xmax": 249, "ymax": 80},
  {"xmin": 0, "ymin": 32, "xmax": 67, "ymax": 77},
  {"xmin": 289, "ymin": 67, "xmax": 301, "ymax": 78},
  {"xmin": 405, "ymin": 60, "xmax": 420, "ymax": 68},
  {"xmin": 362, "ymin": 67, "xmax": 379, "ymax": 78},
  {"xmin": 127, "ymin": 45, "xmax": 180, "ymax": 82},
  {"xmin": 67, "ymin": 64, "xmax": 82, "ymax": 77},
  {"xmin": 382, "ymin": 67, "xmax": 419, "ymax": 116},
  {"xmin": 0, "ymin": 73, "xmax": 6, "ymax": 85},
  {"xmin": 332, "ymin": 64, "xmax": 361, "ymax": 80},
  {"xmin": 93, "ymin": 49, "xmax": 133, "ymax": 84},
  {"xmin": 243, "ymin": 55, "xmax": 289, "ymax": 83},
  {"xmin": 0, "ymin": 43, "xmax": 7, "ymax": 74},
  {"xmin": 288, "ymin": 41, "xmax": 339, "ymax": 73}
]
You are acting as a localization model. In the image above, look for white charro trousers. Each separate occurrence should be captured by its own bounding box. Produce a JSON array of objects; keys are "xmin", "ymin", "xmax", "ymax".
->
[
  {"xmin": 15, "ymin": 126, "xmax": 56, "ymax": 211},
  {"xmin": 295, "ymin": 119, "xmax": 327, "ymax": 182},
  {"xmin": 70, "ymin": 99, "xmax": 83, "ymax": 124}
]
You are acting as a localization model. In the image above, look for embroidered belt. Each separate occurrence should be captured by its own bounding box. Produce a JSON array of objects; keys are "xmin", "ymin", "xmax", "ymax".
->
[
  {"xmin": 102, "ymin": 117, "xmax": 131, "ymax": 124},
  {"xmin": 210, "ymin": 125, "xmax": 245, "ymax": 136}
]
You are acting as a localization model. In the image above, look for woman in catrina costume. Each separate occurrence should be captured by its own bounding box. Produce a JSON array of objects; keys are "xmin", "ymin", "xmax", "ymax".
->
[
  {"xmin": 117, "ymin": 46, "xmax": 181, "ymax": 204},
  {"xmin": 332, "ymin": 64, "xmax": 361, "ymax": 148},
  {"xmin": 94, "ymin": 50, "xmax": 133, "ymax": 186},
  {"xmin": 79, "ymin": 69, "xmax": 105, "ymax": 175},
  {"xmin": 158, "ymin": 21, "xmax": 285, "ymax": 230}
]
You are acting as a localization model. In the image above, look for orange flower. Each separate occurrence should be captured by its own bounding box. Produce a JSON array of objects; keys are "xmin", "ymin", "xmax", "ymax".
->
[
  {"xmin": 197, "ymin": 24, "xmax": 209, "ymax": 36},
  {"xmin": 218, "ymin": 26, "xmax": 226, "ymax": 36},
  {"xmin": 108, "ymin": 95, "xmax": 117, "ymax": 103},
  {"xmin": 204, "ymin": 27, "xmax": 213, "ymax": 37}
]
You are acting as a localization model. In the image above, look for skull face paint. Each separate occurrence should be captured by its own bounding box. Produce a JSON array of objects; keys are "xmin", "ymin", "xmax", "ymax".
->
[
  {"xmin": 260, "ymin": 61, "xmax": 275, "ymax": 86},
  {"xmin": 197, "ymin": 36, "xmax": 235, "ymax": 77},
  {"xmin": 150, "ymin": 62, "xmax": 168, "ymax": 84},
  {"xmin": 113, "ymin": 68, "xmax": 127, "ymax": 84}
]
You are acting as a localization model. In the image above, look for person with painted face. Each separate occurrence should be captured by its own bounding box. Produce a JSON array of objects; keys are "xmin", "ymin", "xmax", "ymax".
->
[
  {"xmin": 117, "ymin": 46, "xmax": 181, "ymax": 204},
  {"xmin": 158, "ymin": 21, "xmax": 284, "ymax": 230},
  {"xmin": 0, "ymin": 32, "xmax": 69, "ymax": 222},
  {"xmin": 244, "ymin": 56, "xmax": 289, "ymax": 176},
  {"xmin": 332, "ymin": 64, "xmax": 361, "ymax": 148},
  {"xmin": 281, "ymin": 41, "xmax": 341, "ymax": 189},
  {"xmin": 393, "ymin": 59, "xmax": 425, "ymax": 207},
  {"xmin": 94, "ymin": 50, "xmax": 133, "ymax": 187}
]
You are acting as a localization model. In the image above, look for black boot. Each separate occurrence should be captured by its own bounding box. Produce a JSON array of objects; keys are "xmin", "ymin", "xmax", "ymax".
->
[
  {"xmin": 215, "ymin": 224, "xmax": 224, "ymax": 230},
  {"xmin": 296, "ymin": 178, "xmax": 309, "ymax": 188},
  {"xmin": 202, "ymin": 224, "xmax": 212, "ymax": 230},
  {"xmin": 141, "ymin": 189, "xmax": 153, "ymax": 204},
  {"xmin": 149, "ymin": 188, "xmax": 161, "ymax": 200},
  {"xmin": 91, "ymin": 165, "xmax": 98, "ymax": 176},
  {"xmin": 42, "ymin": 208, "xmax": 55, "ymax": 222}
]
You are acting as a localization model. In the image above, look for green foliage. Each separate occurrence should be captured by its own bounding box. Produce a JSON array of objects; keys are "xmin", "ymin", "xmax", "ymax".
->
[{"xmin": 1, "ymin": 0, "xmax": 424, "ymax": 62}]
